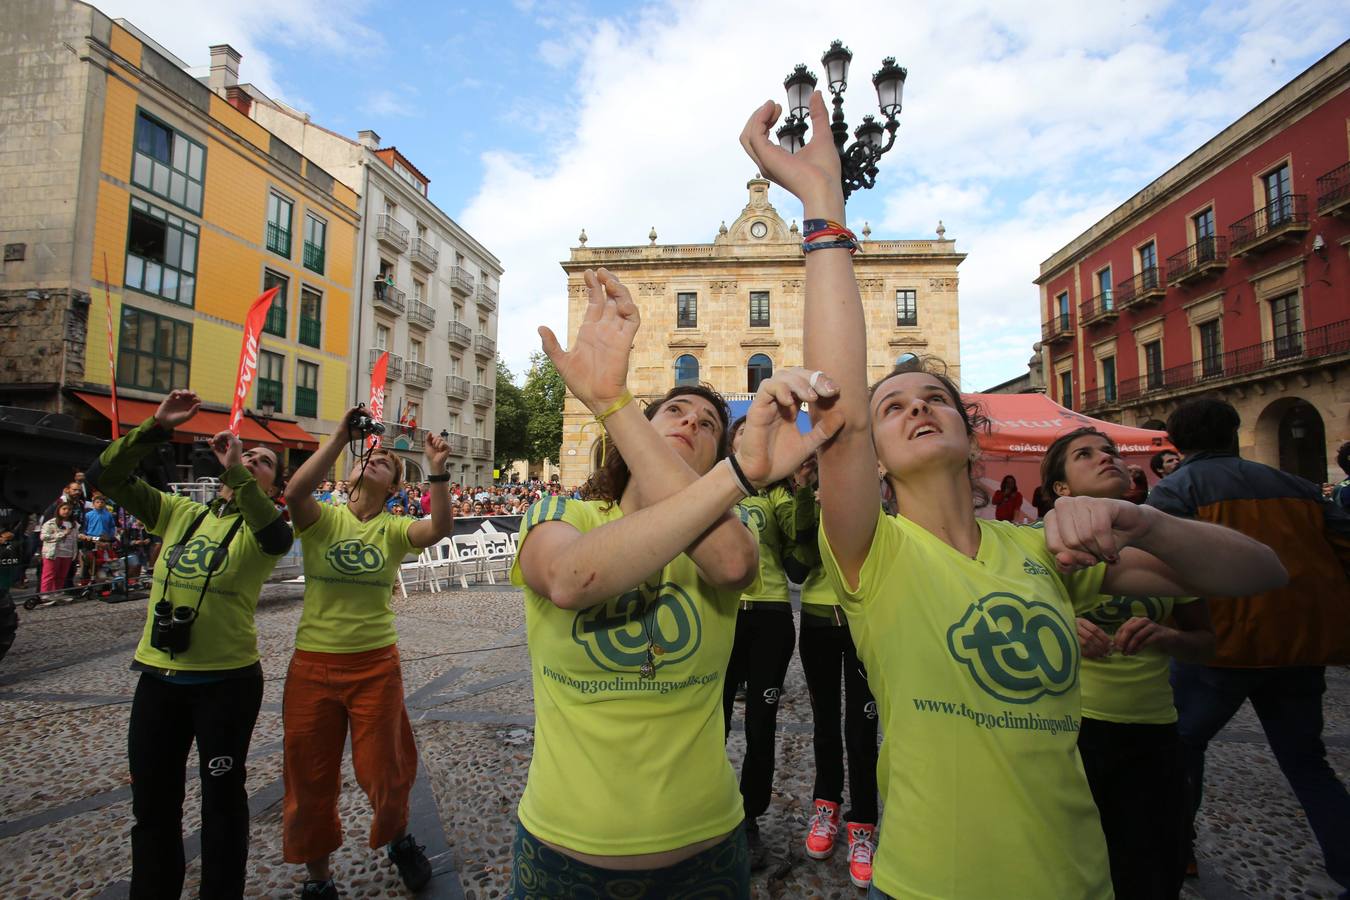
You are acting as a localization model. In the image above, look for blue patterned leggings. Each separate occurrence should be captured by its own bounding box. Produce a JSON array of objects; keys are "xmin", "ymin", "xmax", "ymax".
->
[{"xmin": 509, "ymin": 821, "xmax": 749, "ymax": 899}]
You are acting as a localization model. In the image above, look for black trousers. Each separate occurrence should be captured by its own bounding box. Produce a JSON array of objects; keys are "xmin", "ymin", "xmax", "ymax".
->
[
  {"xmin": 128, "ymin": 670, "xmax": 264, "ymax": 900},
  {"xmin": 1077, "ymin": 717, "xmax": 1185, "ymax": 900},
  {"xmin": 722, "ymin": 606, "xmax": 796, "ymax": 820},
  {"xmin": 798, "ymin": 615, "xmax": 878, "ymax": 823}
]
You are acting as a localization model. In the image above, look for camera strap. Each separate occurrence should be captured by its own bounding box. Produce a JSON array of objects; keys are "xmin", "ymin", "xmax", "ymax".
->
[{"xmin": 153, "ymin": 505, "xmax": 246, "ymax": 614}]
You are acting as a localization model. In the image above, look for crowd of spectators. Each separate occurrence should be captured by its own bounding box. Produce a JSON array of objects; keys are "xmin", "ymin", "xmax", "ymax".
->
[{"xmin": 307, "ymin": 476, "xmax": 575, "ymax": 519}]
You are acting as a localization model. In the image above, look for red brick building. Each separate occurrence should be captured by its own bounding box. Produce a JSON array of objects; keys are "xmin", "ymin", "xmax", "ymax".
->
[{"xmin": 1035, "ymin": 42, "xmax": 1350, "ymax": 484}]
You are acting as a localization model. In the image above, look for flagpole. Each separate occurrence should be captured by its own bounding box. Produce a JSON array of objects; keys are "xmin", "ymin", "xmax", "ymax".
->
[{"xmin": 102, "ymin": 253, "xmax": 121, "ymax": 440}]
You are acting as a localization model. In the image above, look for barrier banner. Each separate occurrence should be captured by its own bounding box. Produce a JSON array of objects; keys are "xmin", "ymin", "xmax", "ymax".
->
[
  {"xmin": 452, "ymin": 515, "xmax": 523, "ymax": 537},
  {"xmin": 368, "ymin": 350, "xmax": 389, "ymax": 448},
  {"xmin": 228, "ymin": 287, "xmax": 280, "ymax": 435}
]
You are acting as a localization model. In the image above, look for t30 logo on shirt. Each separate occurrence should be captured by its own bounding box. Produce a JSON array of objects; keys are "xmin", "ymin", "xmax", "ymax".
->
[
  {"xmin": 167, "ymin": 535, "xmax": 228, "ymax": 578},
  {"xmin": 738, "ymin": 504, "xmax": 767, "ymax": 536},
  {"xmin": 1082, "ymin": 595, "xmax": 1164, "ymax": 631},
  {"xmin": 326, "ymin": 540, "xmax": 385, "ymax": 575},
  {"xmin": 572, "ymin": 581, "xmax": 702, "ymax": 674},
  {"xmin": 946, "ymin": 591, "xmax": 1077, "ymax": 705}
]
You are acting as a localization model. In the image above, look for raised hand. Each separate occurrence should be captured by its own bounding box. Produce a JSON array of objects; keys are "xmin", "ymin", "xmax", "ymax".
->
[
  {"xmin": 424, "ymin": 432, "xmax": 451, "ymax": 474},
  {"xmin": 209, "ymin": 430, "xmax": 244, "ymax": 470},
  {"xmin": 538, "ymin": 268, "xmax": 639, "ymax": 414},
  {"xmin": 736, "ymin": 368, "xmax": 843, "ymax": 488},
  {"xmin": 1042, "ymin": 496, "xmax": 1155, "ymax": 573},
  {"xmin": 739, "ymin": 91, "xmax": 843, "ymax": 212},
  {"xmin": 154, "ymin": 389, "xmax": 201, "ymax": 431}
]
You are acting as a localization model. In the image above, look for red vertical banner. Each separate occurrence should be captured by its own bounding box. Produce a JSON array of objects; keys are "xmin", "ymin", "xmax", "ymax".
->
[
  {"xmin": 367, "ymin": 351, "xmax": 389, "ymax": 449},
  {"xmin": 102, "ymin": 253, "xmax": 121, "ymax": 439},
  {"xmin": 228, "ymin": 287, "xmax": 280, "ymax": 435}
]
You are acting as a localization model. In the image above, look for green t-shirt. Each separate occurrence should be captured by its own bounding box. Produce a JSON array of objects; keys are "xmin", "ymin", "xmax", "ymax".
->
[
  {"xmin": 294, "ymin": 503, "xmax": 414, "ymax": 653},
  {"xmin": 736, "ymin": 485, "xmax": 794, "ymax": 604},
  {"xmin": 133, "ymin": 492, "xmax": 282, "ymax": 671},
  {"xmin": 1079, "ymin": 594, "xmax": 1198, "ymax": 724},
  {"xmin": 509, "ymin": 496, "xmax": 745, "ymax": 855},
  {"xmin": 819, "ymin": 509, "xmax": 1111, "ymax": 900}
]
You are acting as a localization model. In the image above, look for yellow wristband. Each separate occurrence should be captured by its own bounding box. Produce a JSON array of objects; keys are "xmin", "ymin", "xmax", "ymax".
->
[{"xmin": 594, "ymin": 391, "xmax": 634, "ymax": 427}]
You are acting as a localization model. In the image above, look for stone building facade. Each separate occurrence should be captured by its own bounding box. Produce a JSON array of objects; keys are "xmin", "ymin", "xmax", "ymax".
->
[
  {"xmin": 1035, "ymin": 42, "xmax": 1350, "ymax": 483},
  {"xmin": 557, "ymin": 178, "xmax": 964, "ymax": 486},
  {"xmin": 0, "ymin": 1, "xmax": 360, "ymax": 473},
  {"xmin": 243, "ymin": 99, "xmax": 504, "ymax": 485}
]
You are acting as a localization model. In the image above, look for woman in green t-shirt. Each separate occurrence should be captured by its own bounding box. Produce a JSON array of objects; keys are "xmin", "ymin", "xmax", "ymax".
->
[
  {"xmin": 280, "ymin": 410, "xmax": 456, "ymax": 899},
  {"xmin": 737, "ymin": 92, "xmax": 1287, "ymax": 899},
  {"xmin": 509, "ymin": 267, "xmax": 838, "ymax": 899},
  {"xmin": 1044, "ymin": 426, "xmax": 1214, "ymax": 900}
]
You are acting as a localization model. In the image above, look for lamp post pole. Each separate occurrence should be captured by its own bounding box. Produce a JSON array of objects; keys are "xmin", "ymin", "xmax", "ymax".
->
[{"xmin": 776, "ymin": 40, "xmax": 908, "ymax": 201}]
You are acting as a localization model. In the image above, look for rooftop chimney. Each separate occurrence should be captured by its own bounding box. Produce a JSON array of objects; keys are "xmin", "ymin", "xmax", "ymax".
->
[
  {"xmin": 358, "ymin": 130, "xmax": 381, "ymax": 149},
  {"xmin": 208, "ymin": 44, "xmax": 241, "ymax": 93}
]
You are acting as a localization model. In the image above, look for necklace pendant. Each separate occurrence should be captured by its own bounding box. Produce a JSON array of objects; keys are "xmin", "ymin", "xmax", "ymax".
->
[
  {"xmin": 639, "ymin": 661, "xmax": 655, "ymax": 679},
  {"xmin": 651, "ymin": 643, "xmax": 665, "ymax": 656}
]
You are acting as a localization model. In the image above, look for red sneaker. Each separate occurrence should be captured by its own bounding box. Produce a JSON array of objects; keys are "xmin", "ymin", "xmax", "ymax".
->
[
  {"xmin": 804, "ymin": 799, "xmax": 841, "ymax": 859},
  {"xmin": 846, "ymin": 821, "xmax": 876, "ymax": 888}
]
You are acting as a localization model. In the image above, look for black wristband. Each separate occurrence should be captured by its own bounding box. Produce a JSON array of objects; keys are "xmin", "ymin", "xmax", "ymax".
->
[
  {"xmin": 427, "ymin": 473, "xmax": 451, "ymax": 483},
  {"xmin": 726, "ymin": 454, "xmax": 758, "ymax": 497}
]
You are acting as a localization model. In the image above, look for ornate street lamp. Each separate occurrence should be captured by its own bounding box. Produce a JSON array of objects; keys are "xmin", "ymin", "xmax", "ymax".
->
[{"xmin": 778, "ymin": 40, "xmax": 908, "ymax": 200}]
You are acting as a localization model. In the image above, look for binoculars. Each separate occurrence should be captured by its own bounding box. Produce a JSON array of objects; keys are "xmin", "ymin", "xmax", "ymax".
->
[
  {"xmin": 150, "ymin": 600, "xmax": 196, "ymax": 655},
  {"xmin": 352, "ymin": 404, "xmax": 385, "ymax": 437}
]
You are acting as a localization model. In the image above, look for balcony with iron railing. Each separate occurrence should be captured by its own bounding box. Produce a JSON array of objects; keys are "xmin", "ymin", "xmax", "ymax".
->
[
  {"xmin": 1082, "ymin": 384, "xmax": 1119, "ymax": 413},
  {"xmin": 368, "ymin": 348, "xmax": 404, "ymax": 381},
  {"xmin": 471, "ymin": 437, "xmax": 491, "ymax": 459},
  {"xmin": 1317, "ymin": 162, "xmax": 1350, "ymax": 217},
  {"xmin": 1042, "ymin": 313, "xmax": 1073, "ymax": 345},
  {"xmin": 472, "ymin": 384, "xmax": 494, "ymax": 407},
  {"xmin": 1115, "ymin": 268, "xmax": 1164, "ymax": 310},
  {"xmin": 1080, "ymin": 290, "xmax": 1118, "ymax": 327},
  {"xmin": 265, "ymin": 222, "xmax": 291, "ymax": 258},
  {"xmin": 447, "ymin": 320, "xmax": 472, "ymax": 349},
  {"xmin": 449, "ymin": 267, "xmax": 475, "ymax": 295},
  {"xmin": 474, "ymin": 333, "xmax": 496, "ymax": 358},
  {"xmin": 1229, "ymin": 194, "xmax": 1309, "ymax": 256},
  {"xmin": 404, "ymin": 360, "xmax": 434, "ymax": 389},
  {"xmin": 1165, "ymin": 235, "xmax": 1228, "ymax": 285},
  {"xmin": 410, "ymin": 237, "xmax": 440, "ymax": 271},
  {"xmin": 477, "ymin": 282, "xmax": 497, "ymax": 312},
  {"xmin": 385, "ymin": 423, "xmax": 425, "ymax": 451},
  {"xmin": 444, "ymin": 432, "xmax": 469, "ymax": 455},
  {"xmin": 303, "ymin": 241, "xmax": 325, "ymax": 273},
  {"xmin": 407, "ymin": 299, "xmax": 436, "ymax": 330},
  {"xmin": 1115, "ymin": 317, "xmax": 1350, "ymax": 404},
  {"xmin": 376, "ymin": 214, "xmax": 409, "ymax": 252},
  {"xmin": 445, "ymin": 375, "xmax": 469, "ymax": 399},
  {"xmin": 372, "ymin": 280, "xmax": 406, "ymax": 315},
  {"xmin": 298, "ymin": 316, "xmax": 322, "ymax": 348}
]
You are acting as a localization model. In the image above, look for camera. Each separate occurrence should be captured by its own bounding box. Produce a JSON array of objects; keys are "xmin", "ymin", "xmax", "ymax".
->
[
  {"xmin": 150, "ymin": 599, "xmax": 196, "ymax": 655},
  {"xmin": 351, "ymin": 403, "xmax": 385, "ymax": 437}
]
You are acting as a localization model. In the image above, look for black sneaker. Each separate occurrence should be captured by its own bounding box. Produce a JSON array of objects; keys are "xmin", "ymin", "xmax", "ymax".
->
[
  {"xmin": 300, "ymin": 879, "xmax": 340, "ymax": 899},
  {"xmin": 745, "ymin": 820, "xmax": 769, "ymax": 873},
  {"xmin": 387, "ymin": 833, "xmax": 433, "ymax": 891}
]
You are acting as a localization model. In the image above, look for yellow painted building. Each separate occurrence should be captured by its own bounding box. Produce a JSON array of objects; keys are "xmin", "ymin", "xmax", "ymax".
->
[{"xmin": 1, "ymin": 3, "xmax": 359, "ymax": 469}]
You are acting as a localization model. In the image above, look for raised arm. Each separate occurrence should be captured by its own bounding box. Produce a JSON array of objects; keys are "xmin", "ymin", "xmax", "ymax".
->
[
  {"xmin": 539, "ymin": 267, "xmax": 758, "ymax": 589},
  {"xmin": 87, "ymin": 389, "xmax": 209, "ymax": 526},
  {"xmin": 284, "ymin": 406, "xmax": 361, "ymax": 532},
  {"xmin": 740, "ymin": 92, "xmax": 879, "ymax": 589},
  {"xmin": 208, "ymin": 430, "xmax": 291, "ymax": 554},
  {"xmin": 406, "ymin": 434, "xmax": 453, "ymax": 548},
  {"xmin": 519, "ymin": 372, "xmax": 837, "ymax": 609},
  {"xmin": 1044, "ymin": 495, "xmax": 1287, "ymax": 597}
]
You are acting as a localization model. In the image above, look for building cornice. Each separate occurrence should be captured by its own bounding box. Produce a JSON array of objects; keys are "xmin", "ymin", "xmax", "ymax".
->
[
  {"xmin": 561, "ymin": 240, "xmax": 964, "ymax": 273},
  {"xmin": 1036, "ymin": 40, "xmax": 1350, "ymax": 284}
]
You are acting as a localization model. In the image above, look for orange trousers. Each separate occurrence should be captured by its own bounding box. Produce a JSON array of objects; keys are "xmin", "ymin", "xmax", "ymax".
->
[{"xmin": 281, "ymin": 644, "xmax": 418, "ymax": 863}]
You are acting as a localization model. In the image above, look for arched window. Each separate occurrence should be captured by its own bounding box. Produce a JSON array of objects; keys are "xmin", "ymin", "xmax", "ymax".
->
[
  {"xmin": 747, "ymin": 354, "xmax": 772, "ymax": 392},
  {"xmin": 674, "ymin": 354, "xmax": 699, "ymax": 386}
]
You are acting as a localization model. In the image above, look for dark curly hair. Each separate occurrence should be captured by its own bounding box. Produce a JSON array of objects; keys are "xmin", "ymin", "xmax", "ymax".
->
[
  {"xmin": 580, "ymin": 384, "xmax": 731, "ymax": 508},
  {"xmin": 869, "ymin": 354, "xmax": 991, "ymax": 508}
]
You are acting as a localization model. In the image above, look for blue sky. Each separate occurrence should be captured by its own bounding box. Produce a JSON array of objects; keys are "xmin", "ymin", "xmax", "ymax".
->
[{"xmin": 110, "ymin": 0, "xmax": 1347, "ymax": 390}]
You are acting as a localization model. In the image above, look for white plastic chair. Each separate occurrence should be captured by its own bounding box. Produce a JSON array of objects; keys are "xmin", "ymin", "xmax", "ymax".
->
[
  {"xmin": 480, "ymin": 532, "xmax": 515, "ymax": 581},
  {"xmin": 451, "ymin": 533, "xmax": 491, "ymax": 585}
]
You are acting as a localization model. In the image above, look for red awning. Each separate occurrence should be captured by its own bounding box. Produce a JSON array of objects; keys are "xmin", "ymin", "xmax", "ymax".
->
[
  {"xmin": 74, "ymin": 392, "xmax": 279, "ymax": 447},
  {"xmin": 966, "ymin": 392, "xmax": 1172, "ymax": 457},
  {"xmin": 260, "ymin": 418, "xmax": 319, "ymax": 450}
]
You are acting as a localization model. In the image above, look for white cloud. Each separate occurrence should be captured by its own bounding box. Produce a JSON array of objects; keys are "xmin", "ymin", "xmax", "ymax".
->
[
  {"xmin": 102, "ymin": 0, "xmax": 381, "ymax": 103},
  {"xmin": 362, "ymin": 88, "xmax": 419, "ymax": 118},
  {"xmin": 460, "ymin": 0, "xmax": 1343, "ymax": 393}
]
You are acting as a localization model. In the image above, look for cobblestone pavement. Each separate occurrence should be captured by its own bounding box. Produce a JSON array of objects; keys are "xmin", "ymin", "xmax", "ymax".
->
[{"xmin": 0, "ymin": 585, "xmax": 1345, "ymax": 899}]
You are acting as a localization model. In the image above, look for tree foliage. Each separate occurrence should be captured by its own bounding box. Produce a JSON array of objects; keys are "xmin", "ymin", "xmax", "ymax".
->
[
  {"xmin": 523, "ymin": 351, "xmax": 565, "ymax": 464},
  {"xmin": 493, "ymin": 357, "xmax": 530, "ymax": 470}
]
